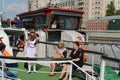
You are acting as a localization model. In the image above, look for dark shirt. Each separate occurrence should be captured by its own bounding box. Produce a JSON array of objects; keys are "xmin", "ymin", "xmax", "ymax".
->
[{"xmin": 70, "ymin": 49, "xmax": 84, "ymax": 70}]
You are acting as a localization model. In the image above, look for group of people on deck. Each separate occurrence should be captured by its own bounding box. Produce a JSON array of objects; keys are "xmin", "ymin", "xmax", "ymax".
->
[
  {"xmin": 49, "ymin": 41, "xmax": 84, "ymax": 80},
  {"xmin": 0, "ymin": 29, "xmax": 84, "ymax": 80}
]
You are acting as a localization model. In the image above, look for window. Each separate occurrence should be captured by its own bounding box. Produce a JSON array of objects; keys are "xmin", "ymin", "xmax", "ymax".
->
[
  {"xmin": 36, "ymin": 15, "xmax": 47, "ymax": 28},
  {"xmin": 50, "ymin": 15, "xmax": 79, "ymax": 30}
]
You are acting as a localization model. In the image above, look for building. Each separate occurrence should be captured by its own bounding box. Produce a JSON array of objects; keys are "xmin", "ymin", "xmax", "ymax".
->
[
  {"xmin": 28, "ymin": 0, "xmax": 76, "ymax": 11},
  {"xmin": 28, "ymin": 0, "xmax": 60, "ymax": 11},
  {"xmin": 86, "ymin": 18, "xmax": 108, "ymax": 30},
  {"xmin": 82, "ymin": 0, "xmax": 106, "ymax": 28},
  {"xmin": 86, "ymin": 15, "xmax": 120, "ymax": 30},
  {"xmin": 56, "ymin": 0, "xmax": 74, "ymax": 9}
]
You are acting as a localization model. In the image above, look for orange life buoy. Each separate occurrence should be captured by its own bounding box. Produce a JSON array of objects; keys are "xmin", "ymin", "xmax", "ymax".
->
[{"xmin": 79, "ymin": 45, "xmax": 88, "ymax": 62}]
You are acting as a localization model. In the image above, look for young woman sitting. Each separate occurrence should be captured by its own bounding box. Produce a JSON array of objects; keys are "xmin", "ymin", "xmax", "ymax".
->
[{"xmin": 49, "ymin": 40, "xmax": 67, "ymax": 76}]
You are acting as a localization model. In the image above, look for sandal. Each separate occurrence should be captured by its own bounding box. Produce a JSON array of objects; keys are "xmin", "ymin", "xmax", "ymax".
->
[{"xmin": 49, "ymin": 72, "xmax": 56, "ymax": 76}]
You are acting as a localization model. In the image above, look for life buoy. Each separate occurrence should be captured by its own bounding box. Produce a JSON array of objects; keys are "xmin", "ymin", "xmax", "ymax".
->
[{"xmin": 79, "ymin": 45, "xmax": 88, "ymax": 62}]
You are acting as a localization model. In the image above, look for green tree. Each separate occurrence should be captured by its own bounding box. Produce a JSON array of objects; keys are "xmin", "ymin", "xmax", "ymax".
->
[
  {"xmin": 106, "ymin": 1, "xmax": 115, "ymax": 16},
  {"xmin": 115, "ymin": 10, "xmax": 120, "ymax": 15}
]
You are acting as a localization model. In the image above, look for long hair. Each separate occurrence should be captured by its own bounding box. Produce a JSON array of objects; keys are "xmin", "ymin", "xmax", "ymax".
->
[{"xmin": 29, "ymin": 29, "xmax": 37, "ymax": 41}]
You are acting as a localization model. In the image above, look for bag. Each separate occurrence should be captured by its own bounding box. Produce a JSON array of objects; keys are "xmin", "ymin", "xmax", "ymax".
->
[
  {"xmin": 79, "ymin": 45, "xmax": 88, "ymax": 62},
  {"xmin": 24, "ymin": 63, "xmax": 28, "ymax": 69},
  {"xmin": 3, "ymin": 50, "xmax": 12, "ymax": 57}
]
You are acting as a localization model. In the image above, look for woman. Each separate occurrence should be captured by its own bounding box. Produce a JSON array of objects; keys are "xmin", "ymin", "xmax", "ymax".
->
[
  {"xmin": 26, "ymin": 29, "xmax": 39, "ymax": 73},
  {"xmin": 58, "ymin": 41, "xmax": 84, "ymax": 80},
  {"xmin": 49, "ymin": 40, "xmax": 67, "ymax": 76}
]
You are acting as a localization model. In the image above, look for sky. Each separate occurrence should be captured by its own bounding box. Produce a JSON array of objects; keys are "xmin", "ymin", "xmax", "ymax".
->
[{"xmin": 0, "ymin": 0, "xmax": 28, "ymax": 19}]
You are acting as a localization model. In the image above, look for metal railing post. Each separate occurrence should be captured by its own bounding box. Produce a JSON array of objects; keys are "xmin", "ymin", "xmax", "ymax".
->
[
  {"xmin": 1, "ymin": 60, "xmax": 4, "ymax": 80},
  {"xmin": 69, "ymin": 62, "xmax": 72, "ymax": 80},
  {"xmin": 92, "ymin": 54, "xmax": 94, "ymax": 77},
  {"xmin": 100, "ymin": 59, "xmax": 105, "ymax": 80}
]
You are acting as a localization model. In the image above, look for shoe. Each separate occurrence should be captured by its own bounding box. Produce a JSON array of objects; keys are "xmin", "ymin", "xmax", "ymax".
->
[
  {"xmin": 27, "ymin": 71, "xmax": 31, "ymax": 74},
  {"xmin": 49, "ymin": 72, "xmax": 56, "ymax": 76},
  {"xmin": 33, "ymin": 70, "xmax": 37, "ymax": 73}
]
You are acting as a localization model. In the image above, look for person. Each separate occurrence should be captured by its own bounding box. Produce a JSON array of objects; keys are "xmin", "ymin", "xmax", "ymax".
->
[
  {"xmin": 25, "ymin": 29, "xmax": 39, "ymax": 73},
  {"xmin": 0, "ymin": 37, "xmax": 12, "ymax": 57},
  {"xmin": 0, "ymin": 43, "xmax": 18, "ymax": 80},
  {"xmin": 17, "ymin": 36, "xmax": 24, "ymax": 51},
  {"xmin": 49, "ymin": 40, "xmax": 67, "ymax": 76},
  {"xmin": 58, "ymin": 41, "xmax": 84, "ymax": 80}
]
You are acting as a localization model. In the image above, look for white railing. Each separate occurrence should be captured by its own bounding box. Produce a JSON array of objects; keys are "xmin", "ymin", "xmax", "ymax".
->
[{"xmin": 0, "ymin": 56, "xmax": 96, "ymax": 80}]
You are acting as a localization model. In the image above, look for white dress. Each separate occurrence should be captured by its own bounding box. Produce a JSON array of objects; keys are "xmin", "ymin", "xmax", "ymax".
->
[{"xmin": 26, "ymin": 39, "xmax": 36, "ymax": 58}]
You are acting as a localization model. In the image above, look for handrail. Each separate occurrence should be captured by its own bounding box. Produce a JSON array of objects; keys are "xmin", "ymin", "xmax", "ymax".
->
[
  {"xmin": 0, "ymin": 56, "xmax": 72, "ymax": 61},
  {"xmin": 0, "ymin": 56, "xmax": 95, "ymax": 80},
  {"xmin": 39, "ymin": 41, "xmax": 104, "ymax": 55},
  {"xmin": 72, "ymin": 62, "xmax": 96, "ymax": 80},
  {"xmin": 63, "ymin": 40, "xmax": 120, "ymax": 45},
  {"xmin": 102, "ymin": 56, "xmax": 120, "ymax": 62}
]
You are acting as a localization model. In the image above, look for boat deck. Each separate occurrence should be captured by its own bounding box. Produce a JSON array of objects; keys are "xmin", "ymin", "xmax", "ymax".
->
[{"xmin": 12, "ymin": 63, "xmax": 81, "ymax": 80}]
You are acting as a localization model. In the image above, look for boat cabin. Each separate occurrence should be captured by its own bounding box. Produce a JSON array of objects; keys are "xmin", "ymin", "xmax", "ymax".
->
[{"xmin": 17, "ymin": 8, "xmax": 83, "ymax": 30}]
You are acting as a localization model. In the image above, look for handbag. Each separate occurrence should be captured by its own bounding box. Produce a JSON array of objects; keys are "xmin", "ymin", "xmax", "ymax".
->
[{"xmin": 24, "ymin": 63, "xmax": 28, "ymax": 69}]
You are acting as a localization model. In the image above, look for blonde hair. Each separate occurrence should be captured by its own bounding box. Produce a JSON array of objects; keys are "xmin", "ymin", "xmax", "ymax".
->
[
  {"xmin": 29, "ymin": 29, "xmax": 37, "ymax": 41},
  {"xmin": 58, "ymin": 40, "xmax": 65, "ymax": 48}
]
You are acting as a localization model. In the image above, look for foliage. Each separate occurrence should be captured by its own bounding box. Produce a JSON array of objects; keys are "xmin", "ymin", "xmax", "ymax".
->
[{"xmin": 106, "ymin": 1, "xmax": 115, "ymax": 16}]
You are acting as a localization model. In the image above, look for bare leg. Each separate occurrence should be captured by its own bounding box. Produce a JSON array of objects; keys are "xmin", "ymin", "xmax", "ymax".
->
[
  {"xmin": 28, "ymin": 63, "xmax": 31, "ymax": 73},
  {"xmin": 49, "ymin": 63, "xmax": 56, "ymax": 76},
  {"xmin": 51, "ymin": 63, "xmax": 56, "ymax": 72},
  {"xmin": 63, "ymin": 65, "xmax": 70, "ymax": 80},
  {"xmin": 33, "ymin": 63, "xmax": 36, "ymax": 72},
  {"xmin": 58, "ymin": 64, "xmax": 68, "ymax": 79}
]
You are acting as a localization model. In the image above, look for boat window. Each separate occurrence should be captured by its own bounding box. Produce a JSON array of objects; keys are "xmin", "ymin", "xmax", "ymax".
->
[
  {"xmin": 36, "ymin": 16, "xmax": 46, "ymax": 28},
  {"xmin": 50, "ymin": 15, "xmax": 79, "ymax": 30}
]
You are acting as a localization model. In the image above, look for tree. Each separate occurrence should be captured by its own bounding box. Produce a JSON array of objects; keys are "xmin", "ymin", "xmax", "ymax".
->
[
  {"xmin": 115, "ymin": 10, "xmax": 120, "ymax": 15},
  {"xmin": 106, "ymin": 1, "xmax": 115, "ymax": 16}
]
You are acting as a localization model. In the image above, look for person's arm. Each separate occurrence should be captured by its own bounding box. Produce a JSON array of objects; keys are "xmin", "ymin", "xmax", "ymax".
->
[
  {"xmin": 72, "ymin": 58, "xmax": 80, "ymax": 61},
  {"xmin": 62, "ymin": 50, "xmax": 67, "ymax": 58},
  {"xmin": 72, "ymin": 49, "xmax": 83, "ymax": 62}
]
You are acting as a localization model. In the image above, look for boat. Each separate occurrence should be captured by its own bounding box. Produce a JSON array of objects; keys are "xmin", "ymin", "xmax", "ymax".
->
[{"xmin": 0, "ymin": 7, "xmax": 120, "ymax": 80}]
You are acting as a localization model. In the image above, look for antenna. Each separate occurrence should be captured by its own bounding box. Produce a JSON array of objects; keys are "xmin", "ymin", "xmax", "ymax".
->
[{"xmin": 0, "ymin": 12, "xmax": 2, "ymax": 28}]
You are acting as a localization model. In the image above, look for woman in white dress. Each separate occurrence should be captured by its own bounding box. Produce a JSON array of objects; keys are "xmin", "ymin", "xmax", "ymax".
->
[
  {"xmin": 49, "ymin": 40, "xmax": 67, "ymax": 76},
  {"xmin": 26, "ymin": 30, "xmax": 39, "ymax": 73}
]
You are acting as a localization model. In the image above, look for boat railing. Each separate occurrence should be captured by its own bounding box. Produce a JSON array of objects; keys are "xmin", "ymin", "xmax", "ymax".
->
[
  {"xmin": 39, "ymin": 41, "xmax": 120, "ymax": 80},
  {"xmin": 0, "ymin": 56, "xmax": 96, "ymax": 80},
  {"xmin": 100, "ymin": 56, "xmax": 120, "ymax": 80},
  {"xmin": 0, "ymin": 41, "xmax": 119, "ymax": 80}
]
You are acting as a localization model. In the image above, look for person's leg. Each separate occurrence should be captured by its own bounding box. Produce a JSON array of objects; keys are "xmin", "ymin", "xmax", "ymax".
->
[
  {"xmin": 58, "ymin": 64, "xmax": 68, "ymax": 79},
  {"xmin": 63, "ymin": 65, "xmax": 70, "ymax": 80},
  {"xmin": 33, "ymin": 63, "xmax": 36, "ymax": 72},
  {"xmin": 49, "ymin": 63, "xmax": 56, "ymax": 76},
  {"xmin": 4, "ymin": 70, "xmax": 18, "ymax": 79},
  {"xmin": 28, "ymin": 63, "xmax": 31, "ymax": 73}
]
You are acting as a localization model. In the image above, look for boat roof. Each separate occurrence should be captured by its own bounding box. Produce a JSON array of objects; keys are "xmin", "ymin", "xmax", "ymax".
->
[{"xmin": 17, "ymin": 7, "xmax": 84, "ymax": 17}]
